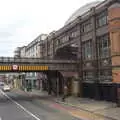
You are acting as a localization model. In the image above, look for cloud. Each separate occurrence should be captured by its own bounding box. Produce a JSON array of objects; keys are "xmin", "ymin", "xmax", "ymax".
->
[
  {"xmin": 0, "ymin": 32, "xmax": 12, "ymax": 38},
  {"xmin": 0, "ymin": 0, "xmax": 103, "ymax": 56}
]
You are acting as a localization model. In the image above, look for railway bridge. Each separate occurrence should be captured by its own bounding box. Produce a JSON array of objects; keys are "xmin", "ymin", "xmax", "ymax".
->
[{"xmin": 0, "ymin": 57, "xmax": 78, "ymax": 95}]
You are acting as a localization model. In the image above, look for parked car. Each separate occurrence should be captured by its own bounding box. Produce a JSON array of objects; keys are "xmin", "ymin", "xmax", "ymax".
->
[
  {"xmin": 0, "ymin": 82, "xmax": 5, "ymax": 89},
  {"xmin": 2, "ymin": 85, "xmax": 11, "ymax": 92}
]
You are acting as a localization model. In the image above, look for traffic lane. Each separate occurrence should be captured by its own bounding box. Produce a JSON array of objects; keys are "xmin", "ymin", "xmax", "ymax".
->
[
  {"xmin": 9, "ymin": 90, "xmax": 111, "ymax": 120},
  {"xmin": 6, "ymin": 90, "xmax": 82, "ymax": 120},
  {"xmin": 0, "ymin": 90, "xmax": 39, "ymax": 120}
]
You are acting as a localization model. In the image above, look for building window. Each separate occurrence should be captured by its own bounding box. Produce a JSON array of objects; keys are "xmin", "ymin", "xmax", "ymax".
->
[
  {"xmin": 65, "ymin": 35, "xmax": 69, "ymax": 41},
  {"xmin": 33, "ymin": 80, "xmax": 36, "ymax": 88},
  {"xmin": 70, "ymin": 31, "xmax": 78, "ymax": 39},
  {"xmin": 97, "ymin": 34, "xmax": 110, "ymax": 58},
  {"xmin": 81, "ymin": 20, "xmax": 92, "ymax": 33},
  {"xmin": 55, "ymin": 40, "xmax": 58, "ymax": 47},
  {"xmin": 58, "ymin": 39, "xmax": 60, "ymax": 45},
  {"xmin": 61, "ymin": 35, "xmax": 69, "ymax": 43},
  {"xmin": 83, "ymin": 71, "xmax": 94, "ymax": 81},
  {"xmin": 99, "ymin": 70, "xmax": 112, "ymax": 82},
  {"xmin": 99, "ymin": 59, "xmax": 111, "ymax": 67},
  {"xmin": 96, "ymin": 10, "xmax": 108, "ymax": 27},
  {"xmin": 82, "ymin": 40, "xmax": 92, "ymax": 60},
  {"xmin": 47, "ymin": 41, "xmax": 50, "ymax": 50},
  {"xmin": 55, "ymin": 39, "xmax": 61, "ymax": 46},
  {"xmin": 59, "ymin": 35, "xmax": 69, "ymax": 44}
]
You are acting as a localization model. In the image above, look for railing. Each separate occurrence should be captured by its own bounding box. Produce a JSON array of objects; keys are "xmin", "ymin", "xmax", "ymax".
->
[{"xmin": 0, "ymin": 57, "xmax": 77, "ymax": 64}]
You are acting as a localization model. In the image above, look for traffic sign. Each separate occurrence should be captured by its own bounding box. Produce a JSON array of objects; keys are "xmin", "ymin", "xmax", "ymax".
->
[{"xmin": 12, "ymin": 65, "xmax": 18, "ymax": 70}]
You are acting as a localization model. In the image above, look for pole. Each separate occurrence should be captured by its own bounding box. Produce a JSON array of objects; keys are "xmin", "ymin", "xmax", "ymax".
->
[{"xmin": 57, "ymin": 77, "xmax": 59, "ymax": 98}]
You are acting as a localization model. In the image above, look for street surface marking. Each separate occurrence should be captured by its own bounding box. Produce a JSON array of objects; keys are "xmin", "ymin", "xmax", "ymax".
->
[
  {"xmin": 0, "ymin": 90, "xmax": 41, "ymax": 120},
  {"xmin": 0, "ymin": 117, "xmax": 2, "ymax": 120}
]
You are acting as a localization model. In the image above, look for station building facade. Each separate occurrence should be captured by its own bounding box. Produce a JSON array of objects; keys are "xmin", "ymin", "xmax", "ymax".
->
[
  {"xmin": 15, "ymin": 0, "xmax": 120, "ymax": 101},
  {"xmin": 42, "ymin": 0, "xmax": 120, "ymax": 101}
]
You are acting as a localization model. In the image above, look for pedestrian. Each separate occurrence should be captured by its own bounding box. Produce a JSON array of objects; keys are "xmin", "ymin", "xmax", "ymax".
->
[{"xmin": 62, "ymin": 85, "xmax": 68, "ymax": 102}]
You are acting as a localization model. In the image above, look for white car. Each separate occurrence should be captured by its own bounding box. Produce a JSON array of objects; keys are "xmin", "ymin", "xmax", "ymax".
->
[{"xmin": 3, "ymin": 85, "xmax": 10, "ymax": 92}]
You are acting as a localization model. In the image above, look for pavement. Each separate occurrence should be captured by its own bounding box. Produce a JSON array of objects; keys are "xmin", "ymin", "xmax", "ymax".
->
[
  {"xmin": 11, "ymin": 88, "xmax": 120, "ymax": 120},
  {"xmin": 55, "ymin": 96, "xmax": 118, "ymax": 120},
  {"xmin": 0, "ymin": 88, "xmax": 81, "ymax": 120}
]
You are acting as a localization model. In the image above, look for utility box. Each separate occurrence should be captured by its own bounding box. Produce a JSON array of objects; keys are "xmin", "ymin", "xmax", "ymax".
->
[{"xmin": 72, "ymin": 81, "xmax": 80, "ymax": 96}]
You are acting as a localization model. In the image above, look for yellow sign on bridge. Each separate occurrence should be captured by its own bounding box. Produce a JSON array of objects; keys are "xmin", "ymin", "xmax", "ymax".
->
[
  {"xmin": 0, "ymin": 66, "xmax": 12, "ymax": 71},
  {"xmin": 18, "ymin": 65, "xmax": 48, "ymax": 71},
  {"xmin": 0, "ymin": 65, "xmax": 48, "ymax": 71}
]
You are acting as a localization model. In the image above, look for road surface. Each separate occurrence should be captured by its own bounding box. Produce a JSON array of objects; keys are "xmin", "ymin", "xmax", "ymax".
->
[{"xmin": 0, "ymin": 89, "xmax": 81, "ymax": 120}]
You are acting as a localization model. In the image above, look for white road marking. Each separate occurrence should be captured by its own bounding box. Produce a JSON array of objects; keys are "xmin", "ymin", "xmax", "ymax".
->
[
  {"xmin": 0, "ymin": 90, "xmax": 41, "ymax": 120},
  {"xmin": 0, "ymin": 117, "xmax": 2, "ymax": 120}
]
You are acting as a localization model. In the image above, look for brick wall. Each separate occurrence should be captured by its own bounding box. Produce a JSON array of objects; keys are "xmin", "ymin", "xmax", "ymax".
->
[{"xmin": 109, "ymin": 3, "xmax": 120, "ymax": 83}]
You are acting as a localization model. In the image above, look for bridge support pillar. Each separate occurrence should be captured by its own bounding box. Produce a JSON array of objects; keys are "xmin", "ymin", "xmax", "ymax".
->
[{"xmin": 47, "ymin": 72, "xmax": 52, "ymax": 95}]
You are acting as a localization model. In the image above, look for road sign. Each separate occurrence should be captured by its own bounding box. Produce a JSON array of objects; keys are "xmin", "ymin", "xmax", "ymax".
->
[{"xmin": 12, "ymin": 65, "xmax": 18, "ymax": 70}]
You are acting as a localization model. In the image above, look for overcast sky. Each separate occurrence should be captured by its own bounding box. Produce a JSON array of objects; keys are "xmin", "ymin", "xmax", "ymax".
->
[{"xmin": 0, "ymin": 0, "xmax": 103, "ymax": 56}]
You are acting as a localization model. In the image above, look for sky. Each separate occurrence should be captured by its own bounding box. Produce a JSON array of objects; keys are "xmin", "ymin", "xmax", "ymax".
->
[{"xmin": 0, "ymin": 0, "xmax": 103, "ymax": 56}]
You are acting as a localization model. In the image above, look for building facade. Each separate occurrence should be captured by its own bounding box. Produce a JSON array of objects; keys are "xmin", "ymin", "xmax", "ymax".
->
[
  {"xmin": 19, "ymin": 34, "xmax": 48, "ymax": 90},
  {"xmin": 14, "ymin": 47, "xmax": 22, "ymax": 58},
  {"xmin": 39, "ymin": 0, "xmax": 120, "ymax": 101},
  {"xmin": 25, "ymin": 34, "xmax": 47, "ymax": 58},
  {"xmin": 20, "ymin": 46, "xmax": 26, "ymax": 57},
  {"xmin": 14, "ymin": 0, "xmax": 120, "ymax": 101}
]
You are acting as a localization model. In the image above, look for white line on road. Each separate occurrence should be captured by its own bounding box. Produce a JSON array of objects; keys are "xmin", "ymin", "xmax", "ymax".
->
[{"xmin": 0, "ymin": 90, "xmax": 41, "ymax": 120}]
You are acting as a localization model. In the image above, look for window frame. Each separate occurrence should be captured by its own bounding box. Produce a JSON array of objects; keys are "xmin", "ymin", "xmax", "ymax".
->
[
  {"xmin": 97, "ymin": 34, "xmax": 110, "ymax": 59},
  {"xmin": 96, "ymin": 10, "xmax": 108, "ymax": 28},
  {"xmin": 81, "ymin": 19, "xmax": 92, "ymax": 34},
  {"xmin": 82, "ymin": 40, "xmax": 93, "ymax": 60}
]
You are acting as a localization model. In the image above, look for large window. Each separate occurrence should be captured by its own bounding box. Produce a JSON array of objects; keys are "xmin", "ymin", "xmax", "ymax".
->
[
  {"xmin": 97, "ymin": 34, "xmax": 110, "ymax": 58},
  {"xmin": 96, "ymin": 10, "xmax": 108, "ymax": 27},
  {"xmin": 81, "ymin": 20, "xmax": 92, "ymax": 33},
  {"xmin": 82, "ymin": 40, "xmax": 92, "ymax": 60},
  {"xmin": 47, "ymin": 41, "xmax": 50, "ymax": 50},
  {"xmin": 83, "ymin": 71, "xmax": 95, "ymax": 81},
  {"xmin": 62, "ymin": 35, "xmax": 69, "ymax": 42},
  {"xmin": 99, "ymin": 70, "xmax": 112, "ymax": 82}
]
